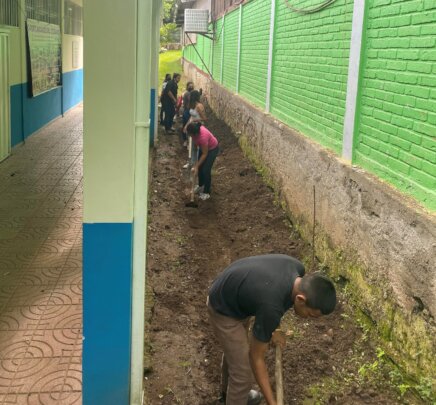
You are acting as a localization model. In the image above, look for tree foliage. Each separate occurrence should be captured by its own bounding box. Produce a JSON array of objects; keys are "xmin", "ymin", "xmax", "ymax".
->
[
  {"xmin": 161, "ymin": 0, "xmax": 178, "ymax": 46},
  {"xmin": 160, "ymin": 23, "xmax": 178, "ymax": 46},
  {"xmin": 163, "ymin": 0, "xmax": 176, "ymax": 23}
]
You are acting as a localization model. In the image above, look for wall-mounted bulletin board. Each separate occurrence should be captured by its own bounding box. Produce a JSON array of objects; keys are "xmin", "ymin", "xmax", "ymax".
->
[{"xmin": 26, "ymin": 18, "xmax": 62, "ymax": 96}]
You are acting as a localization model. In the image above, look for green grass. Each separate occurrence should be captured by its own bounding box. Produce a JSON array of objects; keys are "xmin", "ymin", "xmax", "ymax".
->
[{"xmin": 158, "ymin": 50, "xmax": 187, "ymax": 91}]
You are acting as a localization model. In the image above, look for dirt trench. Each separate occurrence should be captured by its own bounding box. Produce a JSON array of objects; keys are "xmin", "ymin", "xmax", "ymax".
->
[{"xmin": 144, "ymin": 110, "xmax": 421, "ymax": 405}]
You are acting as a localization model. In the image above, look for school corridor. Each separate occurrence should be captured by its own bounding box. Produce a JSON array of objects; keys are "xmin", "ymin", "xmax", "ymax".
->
[{"xmin": 0, "ymin": 106, "xmax": 83, "ymax": 404}]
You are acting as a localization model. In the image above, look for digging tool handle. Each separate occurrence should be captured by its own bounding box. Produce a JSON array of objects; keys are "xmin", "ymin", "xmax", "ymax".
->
[
  {"xmin": 275, "ymin": 345, "xmax": 284, "ymax": 405},
  {"xmin": 190, "ymin": 170, "xmax": 195, "ymax": 202}
]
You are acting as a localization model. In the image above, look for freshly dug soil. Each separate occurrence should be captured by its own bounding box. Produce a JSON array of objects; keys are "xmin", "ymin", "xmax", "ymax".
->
[{"xmin": 145, "ymin": 110, "xmax": 418, "ymax": 405}]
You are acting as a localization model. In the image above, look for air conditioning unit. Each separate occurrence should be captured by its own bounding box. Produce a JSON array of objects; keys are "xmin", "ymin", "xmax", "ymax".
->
[{"xmin": 184, "ymin": 9, "xmax": 209, "ymax": 33}]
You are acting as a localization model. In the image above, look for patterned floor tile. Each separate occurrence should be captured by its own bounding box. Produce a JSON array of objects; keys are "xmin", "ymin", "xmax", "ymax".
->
[{"xmin": 0, "ymin": 105, "xmax": 83, "ymax": 401}]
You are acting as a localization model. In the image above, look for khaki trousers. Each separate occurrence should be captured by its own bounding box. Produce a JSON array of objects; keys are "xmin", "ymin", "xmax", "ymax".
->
[{"xmin": 207, "ymin": 302, "xmax": 255, "ymax": 405}]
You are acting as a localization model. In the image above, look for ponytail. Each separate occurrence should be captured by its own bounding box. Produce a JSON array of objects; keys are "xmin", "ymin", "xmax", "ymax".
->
[{"xmin": 186, "ymin": 121, "xmax": 202, "ymax": 135}]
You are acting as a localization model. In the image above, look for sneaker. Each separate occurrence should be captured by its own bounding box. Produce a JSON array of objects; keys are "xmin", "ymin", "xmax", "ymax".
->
[
  {"xmin": 199, "ymin": 193, "xmax": 210, "ymax": 201},
  {"xmin": 183, "ymin": 162, "xmax": 190, "ymax": 169},
  {"xmin": 194, "ymin": 185, "xmax": 204, "ymax": 194},
  {"xmin": 183, "ymin": 141, "xmax": 188, "ymax": 147},
  {"xmin": 247, "ymin": 390, "xmax": 263, "ymax": 405}
]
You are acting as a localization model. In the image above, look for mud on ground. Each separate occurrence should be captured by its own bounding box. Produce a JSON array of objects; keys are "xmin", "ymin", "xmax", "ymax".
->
[{"xmin": 145, "ymin": 110, "xmax": 424, "ymax": 405}]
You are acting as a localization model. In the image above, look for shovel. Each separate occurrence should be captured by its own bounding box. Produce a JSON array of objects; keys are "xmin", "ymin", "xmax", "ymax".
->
[
  {"xmin": 185, "ymin": 167, "xmax": 198, "ymax": 208},
  {"xmin": 275, "ymin": 345, "xmax": 284, "ymax": 405}
]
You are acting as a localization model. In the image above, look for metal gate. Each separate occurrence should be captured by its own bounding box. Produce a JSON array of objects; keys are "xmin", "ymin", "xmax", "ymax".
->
[{"xmin": 0, "ymin": 31, "xmax": 11, "ymax": 162}]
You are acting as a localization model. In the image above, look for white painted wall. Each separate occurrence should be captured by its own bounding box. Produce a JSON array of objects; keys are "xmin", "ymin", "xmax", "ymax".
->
[
  {"xmin": 2, "ymin": 0, "xmax": 84, "ymax": 86},
  {"xmin": 63, "ymin": 35, "xmax": 83, "ymax": 72}
]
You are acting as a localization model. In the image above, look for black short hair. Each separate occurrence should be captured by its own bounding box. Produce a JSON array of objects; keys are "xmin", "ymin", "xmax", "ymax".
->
[
  {"xmin": 186, "ymin": 122, "xmax": 201, "ymax": 135},
  {"xmin": 173, "ymin": 73, "xmax": 181, "ymax": 80},
  {"xmin": 299, "ymin": 273, "xmax": 336, "ymax": 315},
  {"xmin": 189, "ymin": 90, "xmax": 201, "ymax": 109}
]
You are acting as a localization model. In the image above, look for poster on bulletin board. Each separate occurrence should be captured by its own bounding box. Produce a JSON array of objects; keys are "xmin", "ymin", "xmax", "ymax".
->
[{"xmin": 26, "ymin": 18, "xmax": 62, "ymax": 97}]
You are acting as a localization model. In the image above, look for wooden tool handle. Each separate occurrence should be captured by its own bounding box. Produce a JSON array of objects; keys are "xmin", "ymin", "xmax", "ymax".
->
[
  {"xmin": 275, "ymin": 345, "xmax": 284, "ymax": 405},
  {"xmin": 190, "ymin": 171, "xmax": 195, "ymax": 202}
]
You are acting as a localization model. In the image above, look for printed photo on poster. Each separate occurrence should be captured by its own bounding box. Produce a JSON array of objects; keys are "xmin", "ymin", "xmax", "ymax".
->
[{"xmin": 26, "ymin": 19, "xmax": 62, "ymax": 97}]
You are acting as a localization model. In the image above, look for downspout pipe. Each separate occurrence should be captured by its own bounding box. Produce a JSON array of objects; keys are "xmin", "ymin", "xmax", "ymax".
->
[{"xmin": 130, "ymin": 0, "xmax": 152, "ymax": 403}]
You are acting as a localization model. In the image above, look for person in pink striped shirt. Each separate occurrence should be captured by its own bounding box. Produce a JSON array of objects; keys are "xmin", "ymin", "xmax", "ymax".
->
[{"xmin": 187, "ymin": 122, "xmax": 220, "ymax": 201}]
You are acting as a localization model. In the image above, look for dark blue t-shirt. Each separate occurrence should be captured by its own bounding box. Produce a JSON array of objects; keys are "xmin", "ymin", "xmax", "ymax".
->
[{"xmin": 208, "ymin": 254, "xmax": 305, "ymax": 342}]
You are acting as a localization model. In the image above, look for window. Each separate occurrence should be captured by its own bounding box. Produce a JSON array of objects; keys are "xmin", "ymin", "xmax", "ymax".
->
[
  {"xmin": 64, "ymin": 0, "xmax": 82, "ymax": 36},
  {"xmin": 0, "ymin": 0, "xmax": 19, "ymax": 27},
  {"xmin": 25, "ymin": 0, "xmax": 60, "ymax": 25}
]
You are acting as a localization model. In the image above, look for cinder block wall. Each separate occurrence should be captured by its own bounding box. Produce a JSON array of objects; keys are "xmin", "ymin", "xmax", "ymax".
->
[
  {"xmin": 184, "ymin": 0, "xmax": 436, "ymax": 211},
  {"xmin": 222, "ymin": 10, "xmax": 238, "ymax": 91},
  {"xmin": 355, "ymin": 0, "xmax": 436, "ymax": 208},
  {"xmin": 271, "ymin": 0, "xmax": 353, "ymax": 153},
  {"xmin": 238, "ymin": 0, "xmax": 271, "ymax": 109}
]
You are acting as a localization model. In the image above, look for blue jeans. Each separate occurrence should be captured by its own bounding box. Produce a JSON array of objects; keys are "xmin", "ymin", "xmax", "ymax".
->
[
  {"xmin": 198, "ymin": 146, "xmax": 219, "ymax": 194},
  {"xmin": 182, "ymin": 109, "xmax": 190, "ymax": 141},
  {"xmin": 164, "ymin": 102, "xmax": 175, "ymax": 131}
]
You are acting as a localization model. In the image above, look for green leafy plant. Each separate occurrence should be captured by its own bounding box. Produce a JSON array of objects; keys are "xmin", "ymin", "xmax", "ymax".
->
[{"xmin": 160, "ymin": 23, "xmax": 178, "ymax": 47}]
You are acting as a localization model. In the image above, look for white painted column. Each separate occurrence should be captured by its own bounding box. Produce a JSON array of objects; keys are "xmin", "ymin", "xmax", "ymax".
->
[
  {"xmin": 342, "ymin": 0, "xmax": 365, "ymax": 162},
  {"xmin": 151, "ymin": 0, "xmax": 161, "ymax": 144},
  {"xmin": 220, "ymin": 14, "xmax": 225, "ymax": 84},
  {"xmin": 236, "ymin": 4, "xmax": 242, "ymax": 94},
  {"xmin": 265, "ymin": 0, "xmax": 276, "ymax": 113},
  {"xmin": 130, "ymin": 0, "xmax": 152, "ymax": 403},
  {"xmin": 209, "ymin": 34, "xmax": 213, "ymax": 77},
  {"xmin": 0, "ymin": 31, "xmax": 11, "ymax": 163},
  {"xmin": 83, "ymin": 1, "xmax": 137, "ymax": 404}
]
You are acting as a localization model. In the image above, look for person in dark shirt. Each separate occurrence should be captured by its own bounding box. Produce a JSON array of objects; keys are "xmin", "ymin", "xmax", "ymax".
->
[
  {"xmin": 159, "ymin": 73, "xmax": 171, "ymax": 125},
  {"xmin": 181, "ymin": 81, "xmax": 194, "ymax": 145},
  {"xmin": 162, "ymin": 73, "xmax": 181, "ymax": 133},
  {"xmin": 208, "ymin": 254, "xmax": 336, "ymax": 405}
]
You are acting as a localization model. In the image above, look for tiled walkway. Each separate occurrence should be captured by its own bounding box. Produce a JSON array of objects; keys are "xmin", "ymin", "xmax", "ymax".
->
[{"xmin": 0, "ymin": 106, "xmax": 83, "ymax": 404}]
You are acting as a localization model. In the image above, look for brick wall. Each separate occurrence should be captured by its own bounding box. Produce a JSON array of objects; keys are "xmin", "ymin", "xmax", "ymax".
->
[
  {"xmin": 271, "ymin": 0, "xmax": 353, "ymax": 154},
  {"xmin": 182, "ymin": 0, "xmax": 436, "ymax": 211},
  {"xmin": 212, "ymin": 19, "xmax": 224, "ymax": 80},
  {"xmin": 355, "ymin": 0, "xmax": 436, "ymax": 209},
  {"xmin": 222, "ymin": 9, "xmax": 239, "ymax": 92},
  {"xmin": 239, "ymin": 0, "xmax": 271, "ymax": 109}
]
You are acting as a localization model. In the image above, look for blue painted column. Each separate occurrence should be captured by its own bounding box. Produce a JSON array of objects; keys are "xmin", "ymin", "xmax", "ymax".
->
[{"xmin": 83, "ymin": 224, "xmax": 133, "ymax": 404}]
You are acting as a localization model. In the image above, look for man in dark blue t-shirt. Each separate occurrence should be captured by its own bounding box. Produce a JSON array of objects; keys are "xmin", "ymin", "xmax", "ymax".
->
[{"xmin": 208, "ymin": 254, "xmax": 336, "ymax": 405}]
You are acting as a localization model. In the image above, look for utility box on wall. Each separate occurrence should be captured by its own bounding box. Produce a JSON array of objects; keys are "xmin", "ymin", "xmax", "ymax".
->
[{"xmin": 184, "ymin": 9, "xmax": 209, "ymax": 33}]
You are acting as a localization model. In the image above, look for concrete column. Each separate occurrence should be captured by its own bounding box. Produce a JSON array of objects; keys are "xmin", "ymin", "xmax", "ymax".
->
[
  {"xmin": 60, "ymin": 0, "xmax": 64, "ymax": 116},
  {"xmin": 220, "ymin": 14, "xmax": 225, "ymax": 84},
  {"xmin": 342, "ymin": 0, "xmax": 365, "ymax": 162},
  {"xmin": 236, "ymin": 4, "xmax": 242, "ymax": 94},
  {"xmin": 266, "ymin": 0, "xmax": 276, "ymax": 113},
  {"xmin": 150, "ymin": 0, "xmax": 161, "ymax": 146},
  {"xmin": 130, "ymin": 0, "xmax": 153, "ymax": 402},
  {"xmin": 83, "ymin": 1, "xmax": 138, "ymax": 404}
]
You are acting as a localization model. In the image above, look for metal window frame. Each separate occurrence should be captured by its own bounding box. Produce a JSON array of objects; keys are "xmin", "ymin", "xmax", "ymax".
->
[
  {"xmin": 0, "ymin": 0, "xmax": 19, "ymax": 27},
  {"xmin": 25, "ymin": 0, "xmax": 61, "ymax": 25}
]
